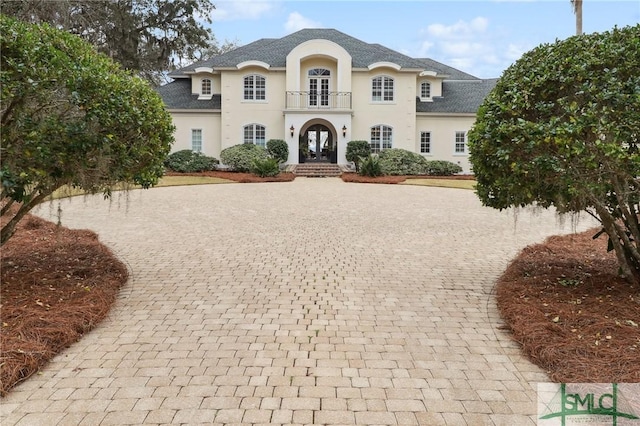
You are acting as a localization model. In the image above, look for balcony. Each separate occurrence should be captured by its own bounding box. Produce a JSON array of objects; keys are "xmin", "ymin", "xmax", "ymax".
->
[{"xmin": 286, "ymin": 91, "xmax": 352, "ymax": 110}]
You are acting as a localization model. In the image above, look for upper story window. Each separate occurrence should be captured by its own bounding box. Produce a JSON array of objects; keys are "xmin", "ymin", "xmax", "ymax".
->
[
  {"xmin": 244, "ymin": 75, "xmax": 266, "ymax": 101},
  {"xmin": 420, "ymin": 81, "xmax": 431, "ymax": 100},
  {"xmin": 372, "ymin": 76, "xmax": 394, "ymax": 102},
  {"xmin": 455, "ymin": 131, "xmax": 466, "ymax": 154},
  {"xmin": 308, "ymin": 68, "xmax": 330, "ymax": 76},
  {"xmin": 244, "ymin": 124, "xmax": 266, "ymax": 147},
  {"xmin": 191, "ymin": 129, "xmax": 202, "ymax": 152},
  {"xmin": 370, "ymin": 125, "xmax": 393, "ymax": 153},
  {"xmin": 420, "ymin": 131, "xmax": 431, "ymax": 154},
  {"xmin": 201, "ymin": 79, "xmax": 212, "ymax": 96}
]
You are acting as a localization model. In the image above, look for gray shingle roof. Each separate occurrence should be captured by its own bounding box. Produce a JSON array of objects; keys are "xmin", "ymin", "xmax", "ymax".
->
[
  {"xmin": 171, "ymin": 29, "xmax": 429, "ymax": 75},
  {"xmin": 158, "ymin": 29, "xmax": 498, "ymax": 113},
  {"xmin": 156, "ymin": 79, "xmax": 221, "ymax": 110},
  {"xmin": 416, "ymin": 79, "xmax": 498, "ymax": 113},
  {"xmin": 415, "ymin": 58, "xmax": 480, "ymax": 80}
]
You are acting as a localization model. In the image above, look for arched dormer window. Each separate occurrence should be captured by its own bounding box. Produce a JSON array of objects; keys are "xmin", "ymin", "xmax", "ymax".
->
[
  {"xmin": 372, "ymin": 76, "xmax": 394, "ymax": 102},
  {"xmin": 420, "ymin": 81, "xmax": 431, "ymax": 100},
  {"xmin": 201, "ymin": 78, "xmax": 212, "ymax": 95},
  {"xmin": 244, "ymin": 75, "xmax": 266, "ymax": 101},
  {"xmin": 370, "ymin": 125, "xmax": 393, "ymax": 153},
  {"xmin": 243, "ymin": 124, "xmax": 266, "ymax": 147}
]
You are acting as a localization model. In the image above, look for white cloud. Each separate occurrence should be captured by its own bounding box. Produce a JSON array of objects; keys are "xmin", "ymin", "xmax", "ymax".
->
[
  {"xmin": 285, "ymin": 12, "xmax": 322, "ymax": 33},
  {"xmin": 211, "ymin": 1, "xmax": 277, "ymax": 21},
  {"xmin": 417, "ymin": 16, "xmax": 526, "ymax": 78}
]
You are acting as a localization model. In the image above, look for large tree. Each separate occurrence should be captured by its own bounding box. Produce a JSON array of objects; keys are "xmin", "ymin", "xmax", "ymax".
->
[
  {"xmin": 0, "ymin": 16, "xmax": 175, "ymax": 245},
  {"xmin": 468, "ymin": 25, "xmax": 640, "ymax": 283},
  {"xmin": 1, "ymin": 0, "xmax": 217, "ymax": 84},
  {"xmin": 571, "ymin": 0, "xmax": 583, "ymax": 35}
]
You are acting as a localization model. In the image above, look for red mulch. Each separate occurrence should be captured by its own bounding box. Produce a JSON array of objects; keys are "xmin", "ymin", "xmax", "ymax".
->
[
  {"xmin": 340, "ymin": 173, "xmax": 407, "ymax": 184},
  {"xmin": 0, "ymin": 214, "xmax": 128, "ymax": 396},
  {"xmin": 497, "ymin": 228, "xmax": 640, "ymax": 383},
  {"xmin": 165, "ymin": 170, "xmax": 296, "ymax": 183}
]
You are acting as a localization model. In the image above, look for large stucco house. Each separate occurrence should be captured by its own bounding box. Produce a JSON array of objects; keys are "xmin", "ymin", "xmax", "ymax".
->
[{"xmin": 158, "ymin": 28, "xmax": 497, "ymax": 173}]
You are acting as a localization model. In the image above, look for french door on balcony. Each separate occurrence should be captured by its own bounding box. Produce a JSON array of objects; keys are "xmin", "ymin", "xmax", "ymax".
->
[{"xmin": 308, "ymin": 68, "xmax": 330, "ymax": 108}]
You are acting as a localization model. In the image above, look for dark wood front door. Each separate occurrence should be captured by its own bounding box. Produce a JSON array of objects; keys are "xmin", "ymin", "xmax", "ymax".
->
[{"xmin": 302, "ymin": 125, "xmax": 335, "ymax": 163}]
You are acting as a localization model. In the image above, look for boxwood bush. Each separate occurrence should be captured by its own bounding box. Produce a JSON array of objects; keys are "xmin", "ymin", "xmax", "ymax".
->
[
  {"xmin": 220, "ymin": 143, "xmax": 269, "ymax": 172},
  {"xmin": 266, "ymin": 139, "xmax": 289, "ymax": 163},
  {"xmin": 425, "ymin": 160, "xmax": 463, "ymax": 176},
  {"xmin": 164, "ymin": 150, "xmax": 219, "ymax": 173},
  {"xmin": 378, "ymin": 148, "xmax": 430, "ymax": 175}
]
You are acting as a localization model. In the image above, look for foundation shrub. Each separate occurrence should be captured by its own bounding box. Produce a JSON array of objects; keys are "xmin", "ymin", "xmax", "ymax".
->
[
  {"xmin": 251, "ymin": 157, "xmax": 280, "ymax": 177},
  {"xmin": 266, "ymin": 139, "xmax": 289, "ymax": 163},
  {"xmin": 164, "ymin": 150, "xmax": 219, "ymax": 173},
  {"xmin": 425, "ymin": 160, "xmax": 463, "ymax": 176},
  {"xmin": 220, "ymin": 143, "xmax": 268, "ymax": 172},
  {"xmin": 359, "ymin": 155, "xmax": 383, "ymax": 177},
  {"xmin": 346, "ymin": 140, "xmax": 371, "ymax": 172},
  {"xmin": 378, "ymin": 148, "xmax": 430, "ymax": 175}
]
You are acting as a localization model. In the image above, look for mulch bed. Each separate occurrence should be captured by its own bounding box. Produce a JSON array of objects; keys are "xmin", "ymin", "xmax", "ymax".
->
[
  {"xmin": 340, "ymin": 173, "xmax": 407, "ymax": 184},
  {"xmin": 165, "ymin": 170, "xmax": 296, "ymax": 183},
  {"xmin": 0, "ymin": 214, "xmax": 128, "ymax": 396},
  {"xmin": 497, "ymin": 228, "xmax": 640, "ymax": 383}
]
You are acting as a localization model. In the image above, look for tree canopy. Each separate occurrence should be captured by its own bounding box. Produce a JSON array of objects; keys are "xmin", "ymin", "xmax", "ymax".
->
[
  {"xmin": 468, "ymin": 25, "xmax": 640, "ymax": 282},
  {"xmin": 1, "ymin": 0, "xmax": 220, "ymax": 84},
  {"xmin": 0, "ymin": 15, "xmax": 175, "ymax": 245}
]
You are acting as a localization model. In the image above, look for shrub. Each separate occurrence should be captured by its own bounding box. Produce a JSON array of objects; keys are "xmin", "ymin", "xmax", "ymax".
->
[
  {"xmin": 164, "ymin": 150, "xmax": 219, "ymax": 173},
  {"xmin": 468, "ymin": 24, "xmax": 640, "ymax": 282},
  {"xmin": 251, "ymin": 157, "xmax": 280, "ymax": 177},
  {"xmin": 425, "ymin": 160, "xmax": 462, "ymax": 176},
  {"xmin": 378, "ymin": 148, "xmax": 429, "ymax": 175},
  {"xmin": 220, "ymin": 143, "xmax": 268, "ymax": 172},
  {"xmin": 345, "ymin": 140, "xmax": 371, "ymax": 172},
  {"xmin": 359, "ymin": 155, "xmax": 383, "ymax": 177},
  {"xmin": 266, "ymin": 139, "xmax": 289, "ymax": 163}
]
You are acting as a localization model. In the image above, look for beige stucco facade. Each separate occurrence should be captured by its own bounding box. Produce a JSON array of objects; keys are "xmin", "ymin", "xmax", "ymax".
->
[{"xmin": 161, "ymin": 29, "xmax": 494, "ymax": 174}]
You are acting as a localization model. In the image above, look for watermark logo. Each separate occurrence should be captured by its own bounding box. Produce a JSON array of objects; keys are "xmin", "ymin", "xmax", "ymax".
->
[{"xmin": 538, "ymin": 383, "xmax": 640, "ymax": 425}]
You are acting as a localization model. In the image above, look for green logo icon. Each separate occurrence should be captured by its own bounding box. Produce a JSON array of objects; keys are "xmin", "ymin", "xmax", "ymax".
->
[{"xmin": 538, "ymin": 383, "xmax": 640, "ymax": 425}]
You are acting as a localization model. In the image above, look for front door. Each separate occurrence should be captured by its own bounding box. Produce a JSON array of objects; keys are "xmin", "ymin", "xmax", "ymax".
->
[{"xmin": 303, "ymin": 124, "xmax": 335, "ymax": 163}]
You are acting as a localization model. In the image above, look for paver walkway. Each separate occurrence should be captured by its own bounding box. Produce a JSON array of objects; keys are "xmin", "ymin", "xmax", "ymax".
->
[{"xmin": 1, "ymin": 178, "xmax": 595, "ymax": 425}]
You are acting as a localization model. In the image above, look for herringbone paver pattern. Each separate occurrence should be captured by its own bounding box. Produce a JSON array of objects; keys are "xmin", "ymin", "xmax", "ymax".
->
[{"xmin": 1, "ymin": 179, "xmax": 595, "ymax": 425}]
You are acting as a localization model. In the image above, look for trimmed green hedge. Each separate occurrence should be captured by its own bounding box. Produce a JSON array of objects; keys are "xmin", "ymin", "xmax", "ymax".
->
[
  {"xmin": 164, "ymin": 150, "xmax": 219, "ymax": 173},
  {"xmin": 220, "ymin": 143, "xmax": 268, "ymax": 172}
]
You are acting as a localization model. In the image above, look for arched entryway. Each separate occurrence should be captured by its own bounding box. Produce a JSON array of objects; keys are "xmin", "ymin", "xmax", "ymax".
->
[{"xmin": 299, "ymin": 123, "xmax": 337, "ymax": 164}]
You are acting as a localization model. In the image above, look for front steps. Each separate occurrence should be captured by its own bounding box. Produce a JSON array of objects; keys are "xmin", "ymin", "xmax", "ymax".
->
[{"xmin": 293, "ymin": 163, "xmax": 342, "ymax": 178}]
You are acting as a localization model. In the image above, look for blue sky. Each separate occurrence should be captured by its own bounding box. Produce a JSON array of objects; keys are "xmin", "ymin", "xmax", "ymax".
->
[{"xmin": 208, "ymin": 0, "xmax": 639, "ymax": 78}]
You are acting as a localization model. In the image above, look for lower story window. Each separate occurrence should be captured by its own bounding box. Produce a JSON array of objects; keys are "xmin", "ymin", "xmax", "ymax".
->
[
  {"xmin": 370, "ymin": 125, "xmax": 392, "ymax": 153},
  {"xmin": 244, "ymin": 124, "xmax": 266, "ymax": 147},
  {"xmin": 420, "ymin": 131, "xmax": 431, "ymax": 154},
  {"xmin": 191, "ymin": 129, "xmax": 202, "ymax": 152},
  {"xmin": 455, "ymin": 131, "xmax": 466, "ymax": 154}
]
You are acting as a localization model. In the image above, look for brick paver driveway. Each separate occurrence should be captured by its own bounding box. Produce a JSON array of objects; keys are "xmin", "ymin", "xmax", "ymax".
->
[{"xmin": 2, "ymin": 178, "xmax": 594, "ymax": 425}]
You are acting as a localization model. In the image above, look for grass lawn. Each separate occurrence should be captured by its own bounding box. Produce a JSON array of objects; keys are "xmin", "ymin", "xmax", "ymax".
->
[{"xmin": 401, "ymin": 178, "xmax": 476, "ymax": 190}]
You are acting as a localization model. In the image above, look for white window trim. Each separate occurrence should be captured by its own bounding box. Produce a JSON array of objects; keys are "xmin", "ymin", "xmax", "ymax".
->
[
  {"xmin": 370, "ymin": 124, "xmax": 393, "ymax": 153},
  {"xmin": 420, "ymin": 81, "xmax": 433, "ymax": 102},
  {"xmin": 198, "ymin": 78, "xmax": 213, "ymax": 100},
  {"xmin": 243, "ymin": 74, "xmax": 267, "ymax": 102},
  {"xmin": 454, "ymin": 131, "xmax": 467, "ymax": 155},
  {"xmin": 371, "ymin": 75, "xmax": 395, "ymax": 103},
  {"xmin": 191, "ymin": 128, "xmax": 203, "ymax": 153},
  {"xmin": 243, "ymin": 123, "xmax": 267, "ymax": 147},
  {"xmin": 420, "ymin": 131, "xmax": 432, "ymax": 155}
]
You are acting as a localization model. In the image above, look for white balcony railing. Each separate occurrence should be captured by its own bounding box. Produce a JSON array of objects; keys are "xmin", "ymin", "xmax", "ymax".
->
[{"xmin": 285, "ymin": 91, "xmax": 352, "ymax": 110}]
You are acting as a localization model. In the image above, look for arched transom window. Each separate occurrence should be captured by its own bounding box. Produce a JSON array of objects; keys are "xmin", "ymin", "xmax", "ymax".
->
[
  {"xmin": 243, "ymin": 124, "xmax": 266, "ymax": 147},
  {"xmin": 244, "ymin": 75, "xmax": 266, "ymax": 100},
  {"xmin": 370, "ymin": 125, "xmax": 393, "ymax": 153},
  {"xmin": 372, "ymin": 76, "xmax": 394, "ymax": 102}
]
